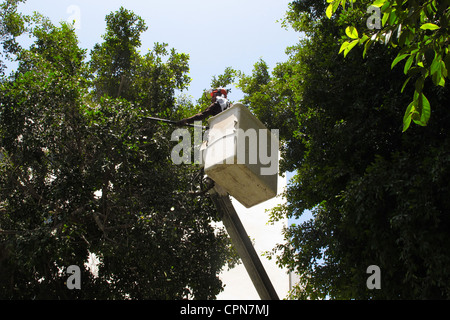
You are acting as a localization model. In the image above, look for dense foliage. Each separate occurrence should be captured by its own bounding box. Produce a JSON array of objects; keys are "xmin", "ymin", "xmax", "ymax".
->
[
  {"xmin": 327, "ymin": 0, "xmax": 450, "ymax": 131},
  {"xmin": 0, "ymin": 2, "xmax": 236, "ymax": 299},
  {"xmin": 238, "ymin": 0, "xmax": 450, "ymax": 299}
]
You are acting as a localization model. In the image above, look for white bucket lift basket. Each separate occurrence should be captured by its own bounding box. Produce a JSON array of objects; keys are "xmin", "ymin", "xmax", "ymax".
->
[{"xmin": 204, "ymin": 103, "xmax": 279, "ymax": 208}]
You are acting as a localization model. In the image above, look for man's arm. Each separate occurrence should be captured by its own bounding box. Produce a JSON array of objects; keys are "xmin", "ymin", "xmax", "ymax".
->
[{"xmin": 177, "ymin": 102, "xmax": 221, "ymax": 126}]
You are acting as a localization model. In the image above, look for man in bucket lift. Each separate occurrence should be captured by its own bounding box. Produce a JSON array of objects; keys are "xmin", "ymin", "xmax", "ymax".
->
[
  {"xmin": 176, "ymin": 88, "xmax": 231, "ymax": 126},
  {"xmin": 176, "ymin": 88, "xmax": 230, "ymax": 194}
]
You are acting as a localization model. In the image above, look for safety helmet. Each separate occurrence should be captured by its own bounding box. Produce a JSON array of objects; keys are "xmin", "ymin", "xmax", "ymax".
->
[{"xmin": 209, "ymin": 88, "xmax": 229, "ymax": 97}]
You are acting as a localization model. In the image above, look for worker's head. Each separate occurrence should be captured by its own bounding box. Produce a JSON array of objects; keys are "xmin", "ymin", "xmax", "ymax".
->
[{"xmin": 210, "ymin": 88, "xmax": 228, "ymax": 101}]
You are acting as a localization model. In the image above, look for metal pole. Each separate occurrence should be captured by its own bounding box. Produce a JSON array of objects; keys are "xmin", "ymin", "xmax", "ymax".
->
[
  {"xmin": 209, "ymin": 184, "xmax": 279, "ymax": 300},
  {"xmin": 142, "ymin": 116, "xmax": 208, "ymax": 129}
]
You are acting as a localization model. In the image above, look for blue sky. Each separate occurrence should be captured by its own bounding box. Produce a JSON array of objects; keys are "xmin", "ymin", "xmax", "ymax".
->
[{"xmin": 15, "ymin": 0, "xmax": 302, "ymax": 102}]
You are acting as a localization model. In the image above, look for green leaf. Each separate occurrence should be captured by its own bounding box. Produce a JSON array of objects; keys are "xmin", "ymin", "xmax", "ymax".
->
[
  {"xmin": 402, "ymin": 101, "xmax": 414, "ymax": 132},
  {"xmin": 444, "ymin": 53, "xmax": 450, "ymax": 71},
  {"xmin": 372, "ymin": 0, "xmax": 387, "ymax": 7},
  {"xmin": 341, "ymin": 0, "xmax": 347, "ymax": 9},
  {"xmin": 388, "ymin": 9, "xmax": 398, "ymax": 26},
  {"xmin": 382, "ymin": 12, "xmax": 390, "ymax": 27},
  {"xmin": 345, "ymin": 26, "xmax": 359, "ymax": 39},
  {"xmin": 415, "ymin": 77, "xmax": 424, "ymax": 93},
  {"xmin": 339, "ymin": 41, "xmax": 350, "ymax": 54},
  {"xmin": 441, "ymin": 60, "xmax": 448, "ymax": 78},
  {"xmin": 326, "ymin": 4, "xmax": 333, "ymax": 19},
  {"xmin": 404, "ymin": 54, "xmax": 414, "ymax": 74},
  {"xmin": 439, "ymin": 61, "xmax": 447, "ymax": 86},
  {"xmin": 414, "ymin": 92, "xmax": 431, "ymax": 126},
  {"xmin": 332, "ymin": 0, "xmax": 341, "ymax": 12},
  {"xmin": 431, "ymin": 65, "xmax": 446, "ymax": 87},
  {"xmin": 363, "ymin": 39, "xmax": 373, "ymax": 58},
  {"xmin": 430, "ymin": 54, "xmax": 441, "ymax": 75},
  {"xmin": 344, "ymin": 39, "xmax": 359, "ymax": 57},
  {"xmin": 401, "ymin": 77, "xmax": 411, "ymax": 93},
  {"xmin": 403, "ymin": 90, "xmax": 431, "ymax": 130},
  {"xmin": 429, "ymin": 54, "xmax": 447, "ymax": 86},
  {"xmin": 359, "ymin": 34, "xmax": 369, "ymax": 44},
  {"xmin": 420, "ymin": 23, "xmax": 440, "ymax": 30},
  {"xmin": 398, "ymin": 27, "xmax": 410, "ymax": 46},
  {"xmin": 391, "ymin": 54, "xmax": 409, "ymax": 69}
]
